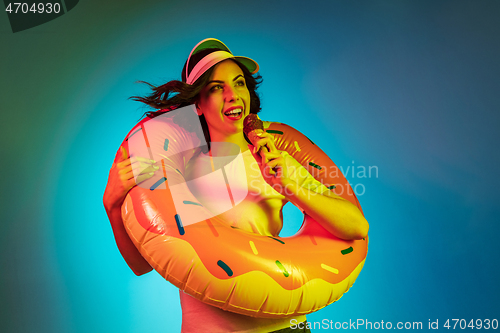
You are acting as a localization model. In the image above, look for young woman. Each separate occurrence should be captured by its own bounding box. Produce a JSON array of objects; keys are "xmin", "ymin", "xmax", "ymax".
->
[{"xmin": 103, "ymin": 38, "xmax": 369, "ymax": 333}]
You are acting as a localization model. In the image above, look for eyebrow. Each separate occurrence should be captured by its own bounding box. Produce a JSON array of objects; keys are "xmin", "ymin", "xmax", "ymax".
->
[{"xmin": 207, "ymin": 74, "xmax": 244, "ymax": 85}]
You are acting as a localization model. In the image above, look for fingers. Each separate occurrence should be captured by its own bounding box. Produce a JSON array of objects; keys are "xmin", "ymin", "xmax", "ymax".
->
[
  {"xmin": 135, "ymin": 172, "xmax": 156, "ymax": 185},
  {"xmin": 106, "ymin": 149, "xmax": 158, "ymax": 206},
  {"xmin": 132, "ymin": 162, "xmax": 159, "ymax": 178},
  {"xmin": 116, "ymin": 156, "xmax": 156, "ymax": 171},
  {"xmin": 259, "ymin": 149, "xmax": 281, "ymax": 164},
  {"xmin": 259, "ymin": 146, "xmax": 269, "ymax": 164},
  {"xmin": 261, "ymin": 151, "xmax": 281, "ymax": 160},
  {"xmin": 130, "ymin": 157, "xmax": 158, "ymax": 171},
  {"xmin": 261, "ymin": 152, "xmax": 285, "ymax": 176},
  {"xmin": 265, "ymin": 158, "xmax": 284, "ymax": 176},
  {"xmin": 252, "ymin": 132, "xmax": 278, "ymax": 154},
  {"xmin": 115, "ymin": 155, "xmax": 158, "ymax": 189},
  {"xmin": 121, "ymin": 146, "xmax": 128, "ymax": 160},
  {"xmin": 266, "ymin": 156, "xmax": 284, "ymax": 169},
  {"xmin": 253, "ymin": 138, "xmax": 276, "ymax": 154},
  {"xmin": 130, "ymin": 156, "xmax": 156, "ymax": 165},
  {"xmin": 117, "ymin": 156, "xmax": 154, "ymax": 167},
  {"xmin": 119, "ymin": 167, "xmax": 156, "ymax": 188},
  {"xmin": 114, "ymin": 146, "xmax": 129, "ymax": 164}
]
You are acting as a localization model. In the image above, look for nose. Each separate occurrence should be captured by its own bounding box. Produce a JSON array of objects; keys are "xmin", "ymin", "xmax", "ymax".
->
[{"xmin": 224, "ymin": 85, "xmax": 239, "ymax": 102}]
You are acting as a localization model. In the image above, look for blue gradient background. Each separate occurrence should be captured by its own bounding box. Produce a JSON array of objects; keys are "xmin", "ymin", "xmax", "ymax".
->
[{"xmin": 1, "ymin": 1, "xmax": 499, "ymax": 332}]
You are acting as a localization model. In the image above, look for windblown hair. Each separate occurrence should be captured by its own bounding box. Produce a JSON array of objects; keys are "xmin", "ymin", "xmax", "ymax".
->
[{"xmin": 130, "ymin": 49, "xmax": 263, "ymax": 119}]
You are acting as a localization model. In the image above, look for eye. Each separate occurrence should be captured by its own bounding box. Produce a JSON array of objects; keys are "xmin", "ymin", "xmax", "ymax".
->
[
  {"xmin": 235, "ymin": 79, "xmax": 246, "ymax": 87},
  {"xmin": 210, "ymin": 84, "xmax": 223, "ymax": 92}
]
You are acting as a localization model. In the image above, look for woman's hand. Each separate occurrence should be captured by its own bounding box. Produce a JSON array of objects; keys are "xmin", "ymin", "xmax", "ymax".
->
[
  {"xmin": 250, "ymin": 132, "xmax": 368, "ymax": 240},
  {"xmin": 250, "ymin": 132, "xmax": 295, "ymax": 194},
  {"xmin": 103, "ymin": 146, "xmax": 158, "ymax": 212},
  {"xmin": 250, "ymin": 131, "xmax": 277, "ymax": 156},
  {"xmin": 260, "ymin": 150, "xmax": 295, "ymax": 194}
]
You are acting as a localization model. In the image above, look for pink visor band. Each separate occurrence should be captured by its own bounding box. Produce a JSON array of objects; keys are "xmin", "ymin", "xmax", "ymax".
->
[{"xmin": 184, "ymin": 38, "xmax": 259, "ymax": 85}]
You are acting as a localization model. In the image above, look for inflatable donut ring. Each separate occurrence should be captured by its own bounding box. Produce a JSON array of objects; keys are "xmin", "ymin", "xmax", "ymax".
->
[{"xmin": 119, "ymin": 105, "xmax": 368, "ymax": 318}]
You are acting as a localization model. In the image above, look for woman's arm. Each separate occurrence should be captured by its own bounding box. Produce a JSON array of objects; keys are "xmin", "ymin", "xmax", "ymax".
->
[
  {"xmin": 104, "ymin": 204, "xmax": 153, "ymax": 275},
  {"xmin": 251, "ymin": 134, "xmax": 369, "ymax": 240},
  {"xmin": 103, "ymin": 147, "xmax": 157, "ymax": 275},
  {"xmin": 280, "ymin": 180, "xmax": 368, "ymax": 240}
]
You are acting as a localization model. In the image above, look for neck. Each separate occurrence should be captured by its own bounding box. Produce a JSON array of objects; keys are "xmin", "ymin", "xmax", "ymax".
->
[{"xmin": 209, "ymin": 131, "xmax": 249, "ymax": 153}]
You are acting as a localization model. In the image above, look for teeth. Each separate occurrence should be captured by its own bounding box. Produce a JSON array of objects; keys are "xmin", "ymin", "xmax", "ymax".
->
[{"xmin": 225, "ymin": 108, "xmax": 242, "ymax": 115}]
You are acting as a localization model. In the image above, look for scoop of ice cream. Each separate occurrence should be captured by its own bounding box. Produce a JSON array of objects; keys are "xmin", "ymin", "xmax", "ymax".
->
[
  {"xmin": 243, "ymin": 114, "xmax": 264, "ymax": 135},
  {"xmin": 243, "ymin": 114, "xmax": 264, "ymax": 145}
]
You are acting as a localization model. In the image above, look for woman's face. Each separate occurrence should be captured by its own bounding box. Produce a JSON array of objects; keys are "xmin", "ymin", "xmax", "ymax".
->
[{"xmin": 196, "ymin": 60, "xmax": 251, "ymax": 140}]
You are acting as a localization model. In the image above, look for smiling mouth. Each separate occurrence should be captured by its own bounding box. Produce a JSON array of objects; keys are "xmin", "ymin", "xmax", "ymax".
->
[{"xmin": 224, "ymin": 107, "xmax": 243, "ymax": 119}]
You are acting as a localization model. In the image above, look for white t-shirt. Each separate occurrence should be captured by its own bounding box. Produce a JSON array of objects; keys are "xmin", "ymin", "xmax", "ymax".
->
[{"xmin": 180, "ymin": 148, "xmax": 330, "ymax": 332}]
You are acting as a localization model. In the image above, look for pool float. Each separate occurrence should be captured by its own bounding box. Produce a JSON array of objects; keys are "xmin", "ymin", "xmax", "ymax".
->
[{"xmin": 118, "ymin": 105, "xmax": 368, "ymax": 318}]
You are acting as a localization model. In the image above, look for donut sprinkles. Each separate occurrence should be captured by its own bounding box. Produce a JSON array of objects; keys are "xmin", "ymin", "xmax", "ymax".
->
[{"xmin": 119, "ymin": 107, "xmax": 368, "ymax": 318}]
